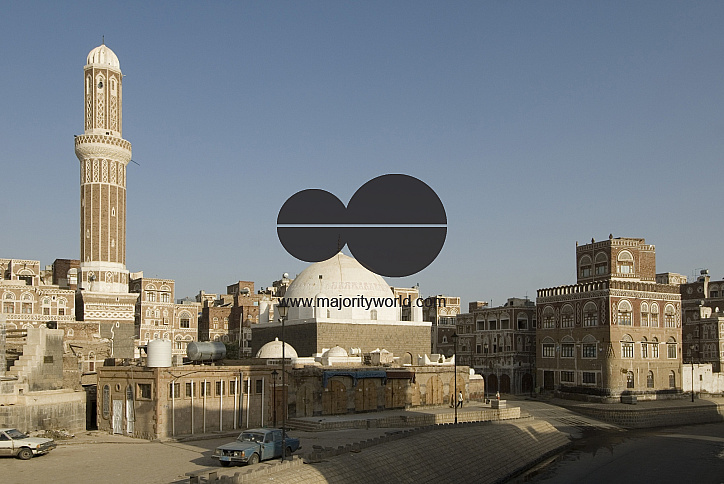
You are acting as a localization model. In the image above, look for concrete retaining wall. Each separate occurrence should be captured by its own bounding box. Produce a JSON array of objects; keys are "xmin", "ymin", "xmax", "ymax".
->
[{"xmin": 571, "ymin": 400, "xmax": 724, "ymax": 428}]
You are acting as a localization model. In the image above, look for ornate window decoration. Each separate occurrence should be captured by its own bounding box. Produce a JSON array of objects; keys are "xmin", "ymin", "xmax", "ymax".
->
[
  {"xmin": 617, "ymin": 250, "xmax": 634, "ymax": 274},
  {"xmin": 621, "ymin": 334, "xmax": 634, "ymax": 358},
  {"xmin": 583, "ymin": 302, "xmax": 598, "ymax": 326},
  {"xmin": 542, "ymin": 337, "xmax": 555, "ymax": 358},
  {"xmin": 664, "ymin": 304, "xmax": 676, "ymax": 328},
  {"xmin": 579, "ymin": 255, "xmax": 592, "ymax": 278},
  {"xmin": 561, "ymin": 305, "xmax": 574, "ymax": 328},
  {"xmin": 595, "ymin": 252, "xmax": 608, "ymax": 275},
  {"xmin": 650, "ymin": 303, "xmax": 659, "ymax": 327},
  {"xmin": 617, "ymin": 300, "xmax": 632, "ymax": 325},
  {"xmin": 640, "ymin": 302, "xmax": 649, "ymax": 327},
  {"xmin": 542, "ymin": 306, "xmax": 555, "ymax": 329},
  {"xmin": 582, "ymin": 334, "xmax": 597, "ymax": 358}
]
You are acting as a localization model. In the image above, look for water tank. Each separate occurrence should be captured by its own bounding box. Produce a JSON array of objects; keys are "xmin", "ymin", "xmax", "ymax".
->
[
  {"xmin": 147, "ymin": 339, "xmax": 173, "ymax": 367},
  {"xmin": 187, "ymin": 341, "xmax": 226, "ymax": 361}
]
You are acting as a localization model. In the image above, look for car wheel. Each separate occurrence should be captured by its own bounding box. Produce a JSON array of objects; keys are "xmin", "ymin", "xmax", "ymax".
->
[
  {"xmin": 17, "ymin": 448, "xmax": 33, "ymax": 460},
  {"xmin": 220, "ymin": 461, "xmax": 230, "ymax": 467},
  {"xmin": 247, "ymin": 453, "xmax": 259, "ymax": 465}
]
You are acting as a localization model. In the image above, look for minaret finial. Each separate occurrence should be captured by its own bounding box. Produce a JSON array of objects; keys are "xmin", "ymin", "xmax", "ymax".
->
[{"xmin": 102, "ymin": 35, "xmax": 105, "ymax": 45}]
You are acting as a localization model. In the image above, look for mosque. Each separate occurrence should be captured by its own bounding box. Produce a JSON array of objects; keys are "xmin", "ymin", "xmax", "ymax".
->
[{"xmin": 252, "ymin": 252, "xmax": 432, "ymax": 361}]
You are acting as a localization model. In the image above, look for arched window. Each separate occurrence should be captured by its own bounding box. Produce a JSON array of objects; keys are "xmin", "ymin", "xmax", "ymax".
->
[
  {"xmin": 618, "ymin": 300, "xmax": 632, "ymax": 325},
  {"xmin": 669, "ymin": 371, "xmax": 676, "ymax": 388},
  {"xmin": 583, "ymin": 302, "xmax": 597, "ymax": 326},
  {"xmin": 579, "ymin": 255, "xmax": 592, "ymax": 278},
  {"xmin": 709, "ymin": 284, "xmax": 719, "ymax": 298},
  {"xmin": 541, "ymin": 336, "xmax": 555, "ymax": 358},
  {"xmin": 561, "ymin": 336, "xmax": 575, "ymax": 358},
  {"xmin": 617, "ymin": 250, "xmax": 634, "ymax": 274},
  {"xmin": 626, "ymin": 371, "xmax": 634, "ymax": 389},
  {"xmin": 640, "ymin": 302, "xmax": 649, "ymax": 327},
  {"xmin": 179, "ymin": 312, "xmax": 191, "ymax": 328},
  {"xmin": 652, "ymin": 337, "xmax": 660, "ymax": 358},
  {"xmin": 621, "ymin": 334, "xmax": 634, "ymax": 358},
  {"xmin": 542, "ymin": 307, "xmax": 555, "ymax": 329},
  {"xmin": 595, "ymin": 252, "xmax": 608, "ymax": 275},
  {"xmin": 650, "ymin": 303, "xmax": 659, "ymax": 327},
  {"xmin": 561, "ymin": 305, "xmax": 574, "ymax": 328},
  {"xmin": 647, "ymin": 370, "xmax": 654, "ymax": 388},
  {"xmin": 664, "ymin": 304, "xmax": 676, "ymax": 328},
  {"xmin": 582, "ymin": 334, "xmax": 597, "ymax": 358},
  {"xmin": 667, "ymin": 337, "xmax": 677, "ymax": 359},
  {"xmin": 641, "ymin": 336, "xmax": 648, "ymax": 358}
]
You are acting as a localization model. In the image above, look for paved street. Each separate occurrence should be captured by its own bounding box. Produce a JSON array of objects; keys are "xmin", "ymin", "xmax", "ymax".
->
[
  {"xmin": 2, "ymin": 427, "xmax": 406, "ymax": 484},
  {"xmin": 508, "ymin": 397, "xmax": 622, "ymax": 438}
]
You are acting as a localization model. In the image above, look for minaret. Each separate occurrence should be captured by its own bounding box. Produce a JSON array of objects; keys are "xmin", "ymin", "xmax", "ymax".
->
[
  {"xmin": 73, "ymin": 43, "xmax": 139, "ymax": 359},
  {"xmin": 75, "ymin": 43, "xmax": 131, "ymax": 293}
]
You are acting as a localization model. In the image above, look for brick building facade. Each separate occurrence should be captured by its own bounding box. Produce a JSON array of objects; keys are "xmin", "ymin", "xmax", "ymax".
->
[
  {"xmin": 456, "ymin": 298, "xmax": 536, "ymax": 395},
  {"xmin": 536, "ymin": 237, "xmax": 682, "ymax": 402}
]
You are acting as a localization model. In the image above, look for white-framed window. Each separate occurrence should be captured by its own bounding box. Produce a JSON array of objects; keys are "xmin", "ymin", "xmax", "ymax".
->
[
  {"xmin": 617, "ymin": 250, "xmax": 634, "ymax": 274},
  {"xmin": 640, "ymin": 302, "xmax": 649, "ymax": 327},
  {"xmin": 664, "ymin": 304, "xmax": 676, "ymax": 328},
  {"xmin": 561, "ymin": 305, "xmax": 574, "ymax": 328},
  {"xmin": 667, "ymin": 337, "xmax": 677, "ymax": 359},
  {"xmin": 561, "ymin": 371, "xmax": 575, "ymax": 383},
  {"xmin": 641, "ymin": 337, "xmax": 648, "ymax": 358},
  {"xmin": 652, "ymin": 337, "xmax": 660, "ymax": 358},
  {"xmin": 582, "ymin": 343, "xmax": 597, "ymax": 358},
  {"xmin": 618, "ymin": 300, "xmax": 632, "ymax": 325},
  {"xmin": 583, "ymin": 302, "xmax": 597, "ymax": 327},
  {"xmin": 647, "ymin": 370, "xmax": 654, "ymax": 388},
  {"xmin": 542, "ymin": 343, "xmax": 555, "ymax": 358},
  {"xmin": 650, "ymin": 303, "xmax": 659, "ymax": 327},
  {"xmin": 621, "ymin": 334, "xmax": 634, "ymax": 358},
  {"xmin": 542, "ymin": 307, "xmax": 555, "ymax": 329},
  {"xmin": 561, "ymin": 336, "xmax": 575, "ymax": 358}
]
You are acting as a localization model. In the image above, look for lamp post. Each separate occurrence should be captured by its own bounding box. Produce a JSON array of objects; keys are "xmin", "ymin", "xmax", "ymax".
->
[
  {"xmin": 452, "ymin": 332, "xmax": 458, "ymax": 424},
  {"xmin": 277, "ymin": 303, "xmax": 288, "ymax": 462},
  {"xmin": 271, "ymin": 369, "xmax": 278, "ymax": 427}
]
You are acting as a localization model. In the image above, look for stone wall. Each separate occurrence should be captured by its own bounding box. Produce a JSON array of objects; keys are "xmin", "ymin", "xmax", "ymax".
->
[
  {"xmin": 0, "ymin": 389, "xmax": 86, "ymax": 433},
  {"xmin": 572, "ymin": 400, "xmax": 724, "ymax": 428}
]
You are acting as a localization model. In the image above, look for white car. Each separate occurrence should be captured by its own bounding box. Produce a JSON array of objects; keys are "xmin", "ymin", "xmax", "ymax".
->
[{"xmin": 0, "ymin": 428, "xmax": 56, "ymax": 460}]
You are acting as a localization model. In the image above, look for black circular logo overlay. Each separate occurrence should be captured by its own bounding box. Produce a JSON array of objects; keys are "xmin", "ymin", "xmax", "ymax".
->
[{"xmin": 277, "ymin": 174, "xmax": 446, "ymax": 277}]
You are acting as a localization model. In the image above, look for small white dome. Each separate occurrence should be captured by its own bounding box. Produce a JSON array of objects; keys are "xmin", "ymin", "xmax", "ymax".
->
[
  {"xmin": 256, "ymin": 337, "xmax": 298, "ymax": 359},
  {"xmin": 323, "ymin": 345, "xmax": 348, "ymax": 358},
  {"xmin": 87, "ymin": 44, "xmax": 120, "ymax": 70}
]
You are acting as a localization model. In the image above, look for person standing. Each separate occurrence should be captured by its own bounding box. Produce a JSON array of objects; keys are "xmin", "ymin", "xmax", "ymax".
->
[{"xmin": 456, "ymin": 390, "xmax": 463, "ymax": 408}]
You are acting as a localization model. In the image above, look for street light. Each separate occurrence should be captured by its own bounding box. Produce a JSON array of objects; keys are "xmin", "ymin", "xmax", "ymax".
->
[
  {"xmin": 451, "ymin": 332, "xmax": 458, "ymax": 424},
  {"xmin": 277, "ymin": 303, "xmax": 288, "ymax": 462},
  {"xmin": 271, "ymin": 369, "xmax": 279, "ymax": 427}
]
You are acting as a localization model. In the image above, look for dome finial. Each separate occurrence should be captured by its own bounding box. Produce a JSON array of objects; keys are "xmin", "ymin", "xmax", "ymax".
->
[{"xmin": 102, "ymin": 35, "xmax": 105, "ymax": 45}]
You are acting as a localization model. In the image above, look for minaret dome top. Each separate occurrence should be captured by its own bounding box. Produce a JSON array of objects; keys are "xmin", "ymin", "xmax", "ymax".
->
[{"xmin": 86, "ymin": 44, "xmax": 120, "ymax": 70}]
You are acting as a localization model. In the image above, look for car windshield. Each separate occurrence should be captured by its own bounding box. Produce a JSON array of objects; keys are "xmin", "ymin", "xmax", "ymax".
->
[
  {"xmin": 238, "ymin": 432, "xmax": 264, "ymax": 443},
  {"xmin": 6, "ymin": 429, "xmax": 28, "ymax": 439}
]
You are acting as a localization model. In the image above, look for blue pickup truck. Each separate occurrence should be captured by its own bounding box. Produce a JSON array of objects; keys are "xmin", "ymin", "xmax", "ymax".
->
[{"xmin": 212, "ymin": 428, "xmax": 301, "ymax": 467}]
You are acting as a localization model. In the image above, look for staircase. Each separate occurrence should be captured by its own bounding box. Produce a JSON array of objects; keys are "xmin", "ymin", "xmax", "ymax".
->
[{"xmin": 286, "ymin": 418, "xmax": 323, "ymax": 432}]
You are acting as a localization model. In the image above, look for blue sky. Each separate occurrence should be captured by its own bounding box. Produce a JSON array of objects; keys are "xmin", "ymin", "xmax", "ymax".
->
[{"xmin": 2, "ymin": 1, "xmax": 723, "ymax": 307}]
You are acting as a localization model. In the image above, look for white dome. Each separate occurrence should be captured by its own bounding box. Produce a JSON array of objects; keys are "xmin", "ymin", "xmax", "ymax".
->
[
  {"xmin": 87, "ymin": 44, "xmax": 120, "ymax": 70},
  {"xmin": 256, "ymin": 337, "xmax": 298, "ymax": 359},
  {"xmin": 323, "ymin": 346, "xmax": 348, "ymax": 358},
  {"xmin": 283, "ymin": 252, "xmax": 397, "ymax": 321}
]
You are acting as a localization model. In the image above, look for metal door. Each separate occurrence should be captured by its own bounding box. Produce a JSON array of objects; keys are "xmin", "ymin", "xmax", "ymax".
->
[
  {"xmin": 112, "ymin": 400, "xmax": 123, "ymax": 434},
  {"xmin": 125, "ymin": 385, "xmax": 135, "ymax": 435}
]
